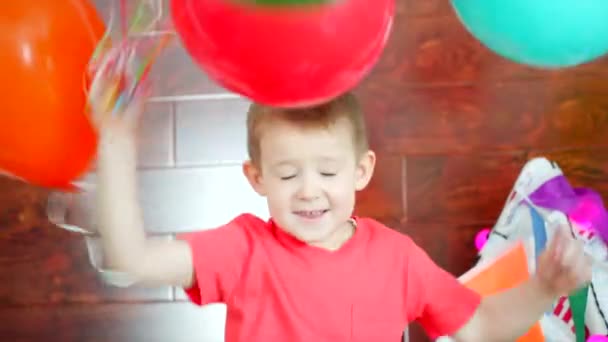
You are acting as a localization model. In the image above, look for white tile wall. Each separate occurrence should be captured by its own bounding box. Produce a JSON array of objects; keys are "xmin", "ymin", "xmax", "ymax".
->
[{"xmin": 176, "ymin": 98, "xmax": 251, "ymax": 166}]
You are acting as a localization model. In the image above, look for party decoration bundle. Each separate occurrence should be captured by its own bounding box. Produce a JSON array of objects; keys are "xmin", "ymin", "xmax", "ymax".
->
[{"xmin": 440, "ymin": 157, "xmax": 608, "ymax": 342}]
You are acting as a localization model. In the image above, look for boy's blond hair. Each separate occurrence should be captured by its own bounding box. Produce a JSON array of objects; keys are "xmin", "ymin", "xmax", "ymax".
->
[{"xmin": 246, "ymin": 92, "xmax": 369, "ymax": 166}]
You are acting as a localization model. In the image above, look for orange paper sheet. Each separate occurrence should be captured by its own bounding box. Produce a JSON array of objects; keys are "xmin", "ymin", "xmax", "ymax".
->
[{"xmin": 461, "ymin": 242, "xmax": 544, "ymax": 342}]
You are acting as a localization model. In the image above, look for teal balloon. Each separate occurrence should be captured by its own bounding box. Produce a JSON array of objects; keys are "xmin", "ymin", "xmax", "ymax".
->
[{"xmin": 450, "ymin": 0, "xmax": 608, "ymax": 68}]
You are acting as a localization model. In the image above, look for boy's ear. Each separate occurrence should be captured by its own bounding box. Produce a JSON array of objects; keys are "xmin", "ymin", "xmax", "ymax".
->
[
  {"xmin": 243, "ymin": 160, "xmax": 266, "ymax": 196},
  {"xmin": 355, "ymin": 150, "xmax": 376, "ymax": 191}
]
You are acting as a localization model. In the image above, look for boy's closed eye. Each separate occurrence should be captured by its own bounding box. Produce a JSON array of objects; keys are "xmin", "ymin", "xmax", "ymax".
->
[
  {"xmin": 279, "ymin": 172, "xmax": 335, "ymax": 180},
  {"xmin": 320, "ymin": 172, "xmax": 336, "ymax": 177}
]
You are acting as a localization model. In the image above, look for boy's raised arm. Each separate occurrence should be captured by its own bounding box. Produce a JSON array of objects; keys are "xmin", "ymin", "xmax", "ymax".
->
[{"xmin": 93, "ymin": 95, "xmax": 194, "ymax": 288}]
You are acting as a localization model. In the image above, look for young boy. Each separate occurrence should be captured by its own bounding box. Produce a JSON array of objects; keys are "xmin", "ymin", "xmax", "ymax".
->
[{"xmin": 92, "ymin": 92, "xmax": 591, "ymax": 341}]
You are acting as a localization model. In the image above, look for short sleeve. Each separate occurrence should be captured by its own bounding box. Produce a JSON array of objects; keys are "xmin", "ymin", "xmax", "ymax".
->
[
  {"xmin": 176, "ymin": 214, "xmax": 260, "ymax": 306},
  {"xmin": 405, "ymin": 239, "xmax": 482, "ymax": 339}
]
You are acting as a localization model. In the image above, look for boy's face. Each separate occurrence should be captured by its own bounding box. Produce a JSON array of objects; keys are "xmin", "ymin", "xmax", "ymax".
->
[{"xmin": 243, "ymin": 118, "xmax": 375, "ymax": 250}]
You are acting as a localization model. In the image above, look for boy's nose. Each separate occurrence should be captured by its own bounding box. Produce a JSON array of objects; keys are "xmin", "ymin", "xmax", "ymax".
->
[{"xmin": 296, "ymin": 176, "xmax": 320, "ymax": 201}]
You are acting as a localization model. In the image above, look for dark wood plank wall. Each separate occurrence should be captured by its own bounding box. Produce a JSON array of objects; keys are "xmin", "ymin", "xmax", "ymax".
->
[{"xmin": 2, "ymin": 1, "xmax": 608, "ymax": 341}]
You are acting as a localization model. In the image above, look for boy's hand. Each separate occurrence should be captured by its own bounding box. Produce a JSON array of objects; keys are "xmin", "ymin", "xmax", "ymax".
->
[
  {"xmin": 453, "ymin": 222, "xmax": 593, "ymax": 342},
  {"xmin": 87, "ymin": 70, "xmax": 147, "ymax": 138},
  {"xmin": 535, "ymin": 223, "xmax": 592, "ymax": 298}
]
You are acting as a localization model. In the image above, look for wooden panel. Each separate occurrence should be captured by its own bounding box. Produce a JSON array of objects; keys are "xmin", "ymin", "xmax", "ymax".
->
[
  {"xmin": 398, "ymin": 221, "xmax": 486, "ymax": 277},
  {"xmin": 358, "ymin": 76, "xmax": 608, "ymax": 154},
  {"xmin": 0, "ymin": 178, "xmax": 172, "ymax": 306},
  {"xmin": 529, "ymin": 148, "xmax": 608, "ymax": 197},
  {"xmin": 408, "ymin": 323, "xmax": 432, "ymax": 342},
  {"xmin": 0, "ymin": 302, "xmax": 226, "ymax": 342},
  {"xmin": 355, "ymin": 155, "xmax": 405, "ymax": 221},
  {"xmin": 401, "ymin": 0, "xmax": 453, "ymax": 17},
  {"xmin": 366, "ymin": 10, "xmax": 608, "ymax": 88},
  {"xmin": 404, "ymin": 153, "xmax": 527, "ymax": 223}
]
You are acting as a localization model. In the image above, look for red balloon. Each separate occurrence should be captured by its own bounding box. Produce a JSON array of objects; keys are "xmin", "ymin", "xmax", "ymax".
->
[
  {"xmin": 170, "ymin": 0, "xmax": 395, "ymax": 107},
  {"xmin": 0, "ymin": 1, "xmax": 105, "ymax": 189}
]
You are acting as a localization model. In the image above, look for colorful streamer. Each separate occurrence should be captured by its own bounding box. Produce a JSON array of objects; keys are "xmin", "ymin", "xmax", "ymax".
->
[{"xmin": 86, "ymin": 0, "xmax": 172, "ymax": 118}]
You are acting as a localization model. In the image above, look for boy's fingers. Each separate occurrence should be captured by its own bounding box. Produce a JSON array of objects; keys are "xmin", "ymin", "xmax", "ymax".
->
[
  {"xmin": 560, "ymin": 238, "xmax": 579, "ymax": 268},
  {"xmin": 545, "ymin": 226, "xmax": 563, "ymax": 261},
  {"xmin": 578, "ymin": 255, "xmax": 592, "ymax": 284},
  {"xmin": 556, "ymin": 222, "xmax": 574, "ymax": 238}
]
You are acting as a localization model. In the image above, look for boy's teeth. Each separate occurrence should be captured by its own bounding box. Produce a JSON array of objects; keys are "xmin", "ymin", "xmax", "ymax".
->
[{"xmin": 298, "ymin": 210, "xmax": 324, "ymax": 217}]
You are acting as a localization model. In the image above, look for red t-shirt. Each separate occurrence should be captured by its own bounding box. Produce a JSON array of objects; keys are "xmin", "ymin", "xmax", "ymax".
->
[{"xmin": 178, "ymin": 214, "xmax": 481, "ymax": 341}]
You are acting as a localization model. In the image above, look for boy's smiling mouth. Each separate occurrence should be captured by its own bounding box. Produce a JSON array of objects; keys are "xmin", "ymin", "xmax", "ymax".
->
[{"xmin": 293, "ymin": 209, "xmax": 329, "ymax": 219}]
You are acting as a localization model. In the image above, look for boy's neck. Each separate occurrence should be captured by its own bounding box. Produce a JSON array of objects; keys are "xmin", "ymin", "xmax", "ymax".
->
[{"xmin": 310, "ymin": 219, "xmax": 357, "ymax": 251}]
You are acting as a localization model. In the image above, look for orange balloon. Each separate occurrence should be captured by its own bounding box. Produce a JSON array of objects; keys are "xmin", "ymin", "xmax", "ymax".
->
[{"xmin": 0, "ymin": 0, "xmax": 105, "ymax": 189}]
